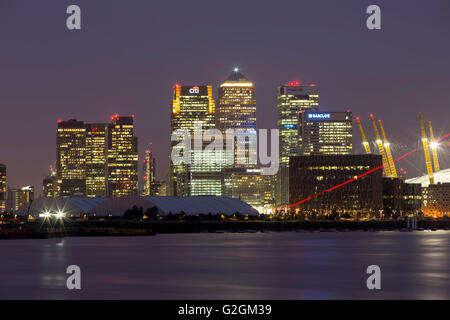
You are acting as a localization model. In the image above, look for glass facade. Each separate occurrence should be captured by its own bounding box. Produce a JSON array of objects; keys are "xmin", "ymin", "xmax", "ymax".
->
[
  {"xmin": 169, "ymin": 85, "xmax": 217, "ymax": 196},
  {"xmin": 218, "ymin": 70, "xmax": 257, "ymax": 168},
  {"xmin": 86, "ymin": 123, "xmax": 107, "ymax": 197},
  {"xmin": 56, "ymin": 119, "xmax": 87, "ymax": 197},
  {"xmin": 106, "ymin": 116, "xmax": 139, "ymax": 197},
  {"xmin": 276, "ymin": 84, "xmax": 319, "ymax": 206},
  {"xmin": 300, "ymin": 111, "xmax": 353, "ymax": 156}
]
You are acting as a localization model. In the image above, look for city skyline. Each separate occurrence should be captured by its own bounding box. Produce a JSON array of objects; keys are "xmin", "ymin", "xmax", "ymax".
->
[{"xmin": 1, "ymin": 1, "xmax": 450, "ymax": 194}]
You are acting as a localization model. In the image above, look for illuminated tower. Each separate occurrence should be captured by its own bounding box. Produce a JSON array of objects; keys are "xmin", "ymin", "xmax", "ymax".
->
[
  {"xmin": 106, "ymin": 115, "xmax": 139, "ymax": 197},
  {"xmin": 169, "ymin": 84, "xmax": 218, "ymax": 196},
  {"xmin": 85, "ymin": 123, "xmax": 107, "ymax": 197},
  {"xmin": 0, "ymin": 163, "xmax": 6, "ymax": 213},
  {"xmin": 300, "ymin": 111, "xmax": 353, "ymax": 155},
  {"xmin": 218, "ymin": 69, "xmax": 256, "ymax": 168},
  {"xmin": 278, "ymin": 83, "xmax": 319, "ymax": 166},
  {"xmin": 276, "ymin": 82, "xmax": 319, "ymax": 206},
  {"xmin": 142, "ymin": 149, "xmax": 155, "ymax": 196},
  {"xmin": 56, "ymin": 119, "xmax": 87, "ymax": 197}
]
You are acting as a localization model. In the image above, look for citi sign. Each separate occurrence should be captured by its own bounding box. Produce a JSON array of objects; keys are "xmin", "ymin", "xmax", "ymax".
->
[
  {"xmin": 308, "ymin": 113, "xmax": 331, "ymax": 120},
  {"xmin": 189, "ymin": 86, "xmax": 200, "ymax": 94}
]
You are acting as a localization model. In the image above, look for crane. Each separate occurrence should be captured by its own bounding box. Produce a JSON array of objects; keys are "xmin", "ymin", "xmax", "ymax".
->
[
  {"xmin": 370, "ymin": 114, "xmax": 391, "ymax": 177},
  {"xmin": 428, "ymin": 121, "xmax": 440, "ymax": 173},
  {"xmin": 378, "ymin": 120, "xmax": 398, "ymax": 178},
  {"xmin": 356, "ymin": 116, "xmax": 371, "ymax": 154},
  {"xmin": 419, "ymin": 113, "xmax": 434, "ymax": 185}
]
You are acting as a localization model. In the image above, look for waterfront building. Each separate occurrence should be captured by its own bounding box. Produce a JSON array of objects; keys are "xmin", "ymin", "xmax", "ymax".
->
[
  {"xmin": 106, "ymin": 115, "xmax": 139, "ymax": 197},
  {"xmin": 169, "ymin": 84, "xmax": 216, "ymax": 196},
  {"xmin": 276, "ymin": 83, "xmax": 319, "ymax": 206},
  {"xmin": 422, "ymin": 183, "xmax": 450, "ymax": 217},
  {"xmin": 223, "ymin": 167, "xmax": 275, "ymax": 214},
  {"xmin": 382, "ymin": 178, "xmax": 422, "ymax": 216},
  {"xmin": 56, "ymin": 119, "xmax": 87, "ymax": 197},
  {"xmin": 6, "ymin": 186, "xmax": 34, "ymax": 212},
  {"xmin": 288, "ymin": 155, "xmax": 383, "ymax": 216},
  {"xmin": 0, "ymin": 164, "xmax": 6, "ymax": 213}
]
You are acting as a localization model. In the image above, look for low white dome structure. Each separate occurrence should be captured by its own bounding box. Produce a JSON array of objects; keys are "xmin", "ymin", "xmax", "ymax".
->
[
  {"xmin": 15, "ymin": 197, "xmax": 108, "ymax": 217},
  {"xmin": 16, "ymin": 196, "xmax": 259, "ymax": 217},
  {"xmin": 91, "ymin": 196, "xmax": 259, "ymax": 217}
]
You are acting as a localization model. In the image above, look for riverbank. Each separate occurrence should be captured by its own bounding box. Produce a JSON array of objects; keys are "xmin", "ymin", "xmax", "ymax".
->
[{"xmin": 1, "ymin": 218, "xmax": 449, "ymax": 239}]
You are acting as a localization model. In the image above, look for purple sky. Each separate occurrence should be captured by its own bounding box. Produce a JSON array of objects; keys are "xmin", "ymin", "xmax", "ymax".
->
[{"xmin": 1, "ymin": 0, "xmax": 450, "ymax": 195}]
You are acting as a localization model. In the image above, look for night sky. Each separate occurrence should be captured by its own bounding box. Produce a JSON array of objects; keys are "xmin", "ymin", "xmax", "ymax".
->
[{"xmin": 1, "ymin": 0, "xmax": 450, "ymax": 195}]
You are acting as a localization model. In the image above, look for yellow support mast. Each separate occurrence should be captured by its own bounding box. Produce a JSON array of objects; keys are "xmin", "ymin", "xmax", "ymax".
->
[
  {"xmin": 378, "ymin": 120, "xmax": 398, "ymax": 178},
  {"xmin": 419, "ymin": 113, "xmax": 435, "ymax": 185},
  {"xmin": 428, "ymin": 121, "xmax": 440, "ymax": 173},
  {"xmin": 370, "ymin": 114, "xmax": 392, "ymax": 177},
  {"xmin": 356, "ymin": 116, "xmax": 371, "ymax": 154}
]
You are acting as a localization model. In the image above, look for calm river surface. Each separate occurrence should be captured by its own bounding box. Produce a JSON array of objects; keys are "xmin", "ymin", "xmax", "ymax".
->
[{"xmin": 0, "ymin": 231, "xmax": 449, "ymax": 299}]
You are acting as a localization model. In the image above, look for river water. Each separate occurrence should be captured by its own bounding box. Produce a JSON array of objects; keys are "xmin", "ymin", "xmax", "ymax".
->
[{"xmin": 0, "ymin": 231, "xmax": 449, "ymax": 299}]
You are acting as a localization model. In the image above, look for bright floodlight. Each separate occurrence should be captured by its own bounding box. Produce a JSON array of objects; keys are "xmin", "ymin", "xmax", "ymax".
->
[
  {"xmin": 234, "ymin": 67, "xmax": 239, "ymax": 72},
  {"xmin": 430, "ymin": 142, "xmax": 439, "ymax": 149},
  {"xmin": 56, "ymin": 211, "xmax": 65, "ymax": 218}
]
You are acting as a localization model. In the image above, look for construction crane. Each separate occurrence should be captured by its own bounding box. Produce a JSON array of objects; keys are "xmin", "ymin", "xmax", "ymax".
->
[
  {"xmin": 370, "ymin": 114, "xmax": 392, "ymax": 177},
  {"xmin": 419, "ymin": 113, "xmax": 435, "ymax": 185},
  {"xmin": 378, "ymin": 120, "xmax": 398, "ymax": 178},
  {"xmin": 356, "ymin": 116, "xmax": 371, "ymax": 154},
  {"xmin": 428, "ymin": 121, "xmax": 440, "ymax": 173}
]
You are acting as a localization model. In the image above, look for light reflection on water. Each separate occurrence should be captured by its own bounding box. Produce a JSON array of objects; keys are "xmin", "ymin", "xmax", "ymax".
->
[{"xmin": 0, "ymin": 231, "xmax": 449, "ymax": 299}]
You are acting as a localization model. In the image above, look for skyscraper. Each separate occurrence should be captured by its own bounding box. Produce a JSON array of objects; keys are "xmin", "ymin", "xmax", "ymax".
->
[
  {"xmin": 299, "ymin": 111, "xmax": 353, "ymax": 156},
  {"xmin": 217, "ymin": 69, "xmax": 257, "ymax": 168},
  {"xmin": 86, "ymin": 123, "xmax": 107, "ymax": 197},
  {"xmin": 106, "ymin": 115, "xmax": 139, "ymax": 197},
  {"xmin": 169, "ymin": 84, "xmax": 218, "ymax": 196},
  {"xmin": 142, "ymin": 149, "xmax": 155, "ymax": 196},
  {"xmin": 56, "ymin": 119, "xmax": 87, "ymax": 197},
  {"xmin": 56, "ymin": 117, "xmax": 138, "ymax": 198},
  {"xmin": 276, "ymin": 83, "xmax": 319, "ymax": 206},
  {"xmin": 0, "ymin": 164, "xmax": 6, "ymax": 213},
  {"xmin": 278, "ymin": 83, "xmax": 319, "ymax": 166}
]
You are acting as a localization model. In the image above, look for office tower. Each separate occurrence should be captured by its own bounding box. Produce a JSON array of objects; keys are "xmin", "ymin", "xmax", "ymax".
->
[
  {"xmin": 223, "ymin": 167, "xmax": 275, "ymax": 214},
  {"xmin": 56, "ymin": 119, "xmax": 87, "ymax": 197},
  {"xmin": 142, "ymin": 149, "xmax": 155, "ymax": 196},
  {"xmin": 276, "ymin": 83, "xmax": 319, "ymax": 207},
  {"xmin": 43, "ymin": 165, "xmax": 59, "ymax": 197},
  {"xmin": 217, "ymin": 69, "xmax": 257, "ymax": 168},
  {"xmin": 289, "ymin": 155, "xmax": 383, "ymax": 215},
  {"xmin": 169, "ymin": 84, "xmax": 217, "ymax": 196},
  {"xmin": 6, "ymin": 186, "xmax": 34, "ymax": 212},
  {"xmin": 299, "ymin": 111, "xmax": 353, "ymax": 155},
  {"xmin": 86, "ymin": 123, "xmax": 107, "ymax": 197},
  {"xmin": 278, "ymin": 83, "xmax": 319, "ymax": 166},
  {"xmin": 106, "ymin": 115, "xmax": 139, "ymax": 197},
  {"xmin": 0, "ymin": 164, "xmax": 6, "ymax": 213}
]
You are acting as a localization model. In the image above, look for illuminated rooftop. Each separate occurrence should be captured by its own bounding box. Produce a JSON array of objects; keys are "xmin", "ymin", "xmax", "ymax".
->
[{"xmin": 406, "ymin": 168, "xmax": 450, "ymax": 187}]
